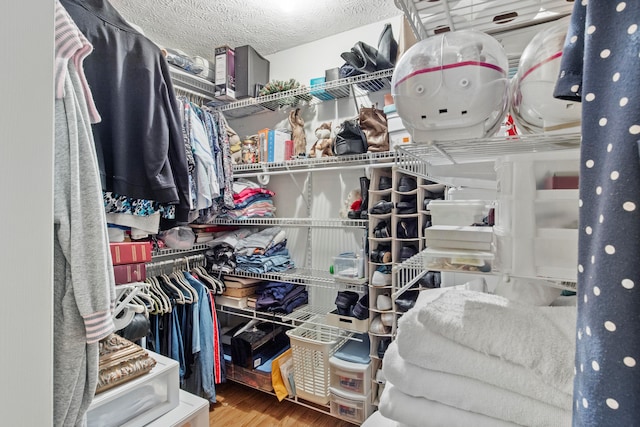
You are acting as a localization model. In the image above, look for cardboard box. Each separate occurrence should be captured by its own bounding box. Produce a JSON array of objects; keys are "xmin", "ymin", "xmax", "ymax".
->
[
  {"xmin": 109, "ymin": 242, "xmax": 152, "ymax": 265},
  {"xmin": 214, "ymin": 45, "xmax": 236, "ymax": 101},
  {"xmin": 235, "ymin": 45, "xmax": 270, "ymax": 99},
  {"xmin": 113, "ymin": 263, "xmax": 147, "ymax": 285},
  {"xmin": 223, "ymin": 285, "xmax": 258, "ymax": 298}
]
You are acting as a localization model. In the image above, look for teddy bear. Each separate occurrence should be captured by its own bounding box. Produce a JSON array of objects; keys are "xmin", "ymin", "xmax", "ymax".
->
[
  {"xmin": 339, "ymin": 188, "xmax": 362, "ymax": 219},
  {"xmin": 309, "ymin": 122, "xmax": 334, "ymax": 158}
]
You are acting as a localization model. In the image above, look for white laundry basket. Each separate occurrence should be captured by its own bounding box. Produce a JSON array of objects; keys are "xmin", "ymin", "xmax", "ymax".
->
[{"xmin": 286, "ymin": 319, "xmax": 344, "ymax": 405}]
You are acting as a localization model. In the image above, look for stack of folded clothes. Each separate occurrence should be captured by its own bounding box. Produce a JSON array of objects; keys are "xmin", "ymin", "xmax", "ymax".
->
[
  {"xmin": 221, "ymin": 179, "xmax": 276, "ymax": 220},
  {"xmin": 205, "ymin": 228, "xmax": 258, "ymax": 273},
  {"xmin": 234, "ymin": 227, "xmax": 294, "ymax": 273},
  {"xmin": 377, "ymin": 287, "xmax": 576, "ymax": 427},
  {"xmin": 255, "ymin": 282, "xmax": 308, "ymax": 314}
]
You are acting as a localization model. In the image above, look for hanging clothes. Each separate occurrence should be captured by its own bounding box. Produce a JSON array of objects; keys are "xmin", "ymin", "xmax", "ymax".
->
[
  {"xmin": 53, "ymin": 2, "xmax": 115, "ymax": 425},
  {"xmin": 60, "ymin": 0, "xmax": 191, "ymax": 223},
  {"xmin": 554, "ymin": 2, "xmax": 640, "ymax": 425}
]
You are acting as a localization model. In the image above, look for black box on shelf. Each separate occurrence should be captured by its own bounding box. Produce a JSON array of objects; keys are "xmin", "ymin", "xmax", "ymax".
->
[
  {"xmin": 235, "ymin": 45, "xmax": 270, "ymax": 99},
  {"xmin": 230, "ymin": 324, "xmax": 288, "ymax": 369}
]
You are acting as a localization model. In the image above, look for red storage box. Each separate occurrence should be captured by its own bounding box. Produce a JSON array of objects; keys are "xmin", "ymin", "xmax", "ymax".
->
[
  {"xmin": 109, "ymin": 242, "xmax": 152, "ymax": 265},
  {"xmin": 113, "ymin": 263, "xmax": 146, "ymax": 285}
]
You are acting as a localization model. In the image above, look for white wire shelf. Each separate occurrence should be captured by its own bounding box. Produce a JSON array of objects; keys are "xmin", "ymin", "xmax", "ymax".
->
[
  {"xmin": 232, "ymin": 150, "xmax": 396, "ymax": 177},
  {"xmin": 205, "ymin": 217, "xmax": 368, "ymax": 228},
  {"xmin": 394, "ymin": 133, "xmax": 581, "ymax": 185},
  {"xmin": 209, "ymin": 69, "xmax": 394, "ymax": 119},
  {"xmin": 150, "ymin": 244, "xmax": 210, "ymax": 260},
  {"xmin": 216, "ymin": 268, "xmax": 367, "ymax": 291},
  {"xmin": 168, "ymin": 66, "xmax": 216, "ymax": 102},
  {"xmin": 395, "ymin": 0, "xmax": 574, "ymax": 41}
]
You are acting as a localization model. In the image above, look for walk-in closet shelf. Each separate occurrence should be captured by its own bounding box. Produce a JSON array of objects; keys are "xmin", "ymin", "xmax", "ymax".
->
[
  {"xmin": 395, "ymin": 0, "xmax": 574, "ymax": 47},
  {"xmin": 206, "ymin": 217, "xmax": 368, "ymax": 229}
]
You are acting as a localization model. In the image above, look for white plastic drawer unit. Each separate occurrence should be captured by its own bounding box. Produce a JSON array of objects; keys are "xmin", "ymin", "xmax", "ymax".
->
[
  {"xmin": 329, "ymin": 355, "xmax": 372, "ymax": 396},
  {"xmin": 428, "ymin": 200, "xmax": 490, "ymax": 226},
  {"xmin": 87, "ymin": 352, "xmax": 179, "ymax": 427},
  {"xmin": 329, "ymin": 386, "xmax": 372, "ymax": 424}
]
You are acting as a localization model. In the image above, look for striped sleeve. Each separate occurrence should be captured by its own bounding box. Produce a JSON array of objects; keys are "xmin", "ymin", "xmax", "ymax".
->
[{"xmin": 54, "ymin": 0, "xmax": 101, "ymax": 123}]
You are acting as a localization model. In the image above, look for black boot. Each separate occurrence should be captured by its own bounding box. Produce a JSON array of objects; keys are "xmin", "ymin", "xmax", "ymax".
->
[{"xmin": 360, "ymin": 176, "xmax": 370, "ymax": 219}]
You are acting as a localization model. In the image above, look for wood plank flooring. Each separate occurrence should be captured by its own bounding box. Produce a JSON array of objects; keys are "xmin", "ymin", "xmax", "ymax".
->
[{"xmin": 209, "ymin": 381, "xmax": 358, "ymax": 427}]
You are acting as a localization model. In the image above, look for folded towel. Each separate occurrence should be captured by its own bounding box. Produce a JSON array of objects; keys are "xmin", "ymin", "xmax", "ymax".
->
[
  {"xmin": 396, "ymin": 293, "xmax": 573, "ymax": 407},
  {"xmin": 383, "ymin": 341, "xmax": 572, "ymax": 426},
  {"xmin": 361, "ymin": 410, "xmax": 402, "ymax": 427},
  {"xmin": 379, "ymin": 382, "xmax": 521, "ymax": 427},
  {"xmin": 415, "ymin": 289, "xmax": 576, "ymax": 394}
]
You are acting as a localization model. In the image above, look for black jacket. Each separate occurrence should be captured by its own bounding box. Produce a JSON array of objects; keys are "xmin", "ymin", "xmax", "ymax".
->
[{"xmin": 61, "ymin": 0, "xmax": 190, "ymax": 222}]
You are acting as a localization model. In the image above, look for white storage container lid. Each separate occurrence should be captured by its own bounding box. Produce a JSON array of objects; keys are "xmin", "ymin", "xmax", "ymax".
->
[
  {"xmin": 425, "ymin": 247, "xmax": 494, "ymax": 260},
  {"xmin": 428, "ymin": 200, "xmax": 489, "ymax": 209}
]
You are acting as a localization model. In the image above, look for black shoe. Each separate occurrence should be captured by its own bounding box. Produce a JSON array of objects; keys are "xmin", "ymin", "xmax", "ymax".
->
[
  {"xmin": 397, "ymin": 218, "xmax": 418, "ymax": 239},
  {"xmin": 379, "ymin": 176, "xmax": 392, "ymax": 191},
  {"xmin": 400, "ymin": 245, "xmax": 419, "ymax": 262},
  {"xmin": 396, "ymin": 290, "xmax": 419, "ymax": 313},
  {"xmin": 397, "ymin": 176, "xmax": 417, "ymax": 192},
  {"xmin": 335, "ymin": 291, "xmax": 359, "ymax": 316},
  {"xmin": 377, "ymin": 338, "xmax": 391, "ymax": 359},
  {"xmin": 370, "ymin": 200, "xmax": 393, "ymax": 214},
  {"xmin": 373, "ymin": 220, "xmax": 391, "ymax": 238},
  {"xmin": 396, "ymin": 200, "xmax": 417, "ymax": 214},
  {"xmin": 352, "ymin": 294, "xmax": 369, "ymax": 320}
]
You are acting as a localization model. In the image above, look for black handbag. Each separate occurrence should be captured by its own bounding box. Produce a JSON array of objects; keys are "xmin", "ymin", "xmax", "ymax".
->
[{"xmin": 333, "ymin": 118, "xmax": 367, "ymax": 155}]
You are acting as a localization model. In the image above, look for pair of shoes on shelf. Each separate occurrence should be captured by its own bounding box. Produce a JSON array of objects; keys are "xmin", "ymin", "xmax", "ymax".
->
[
  {"xmin": 377, "ymin": 293, "xmax": 392, "ymax": 311},
  {"xmin": 377, "ymin": 337, "xmax": 391, "ymax": 358},
  {"xmin": 418, "ymin": 271, "xmax": 442, "ymax": 289},
  {"xmin": 352, "ymin": 294, "xmax": 369, "ymax": 320},
  {"xmin": 378, "ymin": 176, "xmax": 392, "ymax": 191},
  {"xmin": 371, "ymin": 246, "xmax": 392, "ymax": 264},
  {"xmin": 397, "ymin": 218, "xmax": 418, "ymax": 239},
  {"xmin": 399, "ymin": 245, "xmax": 418, "ymax": 262},
  {"xmin": 335, "ymin": 291, "xmax": 359, "ymax": 316},
  {"xmin": 396, "ymin": 198, "xmax": 417, "ymax": 214},
  {"xmin": 373, "ymin": 220, "xmax": 391, "ymax": 238},
  {"xmin": 370, "ymin": 315, "xmax": 391, "ymax": 335},
  {"xmin": 397, "ymin": 176, "xmax": 417, "ymax": 192},
  {"xmin": 396, "ymin": 290, "xmax": 419, "ymax": 313},
  {"xmin": 371, "ymin": 270, "xmax": 392, "ymax": 287},
  {"xmin": 370, "ymin": 200, "xmax": 394, "ymax": 214}
]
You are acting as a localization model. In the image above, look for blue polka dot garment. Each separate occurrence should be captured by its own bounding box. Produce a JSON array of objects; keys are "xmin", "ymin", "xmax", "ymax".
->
[{"xmin": 553, "ymin": 1, "xmax": 640, "ymax": 425}]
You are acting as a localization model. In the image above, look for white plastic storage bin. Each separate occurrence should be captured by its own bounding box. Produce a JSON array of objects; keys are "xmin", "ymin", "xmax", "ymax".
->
[
  {"xmin": 329, "ymin": 386, "xmax": 373, "ymax": 424},
  {"xmin": 87, "ymin": 352, "xmax": 179, "ymax": 427},
  {"xmin": 424, "ymin": 225, "xmax": 493, "ymax": 251},
  {"xmin": 329, "ymin": 356, "xmax": 371, "ymax": 396},
  {"xmin": 428, "ymin": 200, "xmax": 489, "ymax": 226},
  {"xmin": 423, "ymin": 247, "xmax": 494, "ymax": 273},
  {"xmin": 286, "ymin": 320, "xmax": 344, "ymax": 405},
  {"xmin": 146, "ymin": 390, "xmax": 209, "ymax": 427}
]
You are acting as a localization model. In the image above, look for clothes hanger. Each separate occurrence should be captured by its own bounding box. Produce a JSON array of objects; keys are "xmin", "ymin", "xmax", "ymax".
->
[
  {"xmin": 159, "ymin": 273, "xmax": 186, "ymax": 305},
  {"xmin": 170, "ymin": 258, "xmax": 197, "ymax": 303},
  {"xmin": 145, "ymin": 276, "xmax": 171, "ymax": 314}
]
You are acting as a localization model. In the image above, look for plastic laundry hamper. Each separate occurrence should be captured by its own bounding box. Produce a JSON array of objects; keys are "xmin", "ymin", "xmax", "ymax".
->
[{"xmin": 285, "ymin": 320, "xmax": 344, "ymax": 405}]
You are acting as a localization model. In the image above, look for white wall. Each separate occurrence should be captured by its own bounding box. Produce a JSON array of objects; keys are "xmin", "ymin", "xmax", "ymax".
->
[
  {"xmin": 0, "ymin": 3, "xmax": 54, "ymax": 426},
  {"xmin": 265, "ymin": 16, "xmax": 402, "ymax": 84}
]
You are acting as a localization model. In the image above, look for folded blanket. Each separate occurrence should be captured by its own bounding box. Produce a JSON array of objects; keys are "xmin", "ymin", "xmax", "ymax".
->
[
  {"xmin": 383, "ymin": 341, "xmax": 572, "ymax": 426},
  {"xmin": 396, "ymin": 290, "xmax": 573, "ymax": 408},
  {"xmin": 415, "ymin": 289, "xmax": 576, "ymax": 394},
  {"xmin": 379, "ymin": 382, "xmax": 521, "ymax": 427}
]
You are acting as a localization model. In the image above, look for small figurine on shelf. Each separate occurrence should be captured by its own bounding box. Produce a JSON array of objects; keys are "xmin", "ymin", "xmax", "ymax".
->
[
  {"xmin": 309, "ymin": 122, "xmax": 334, "ymax": 158},
  {"xmin": 288, "ymin": 108, "xmax": 307, "ymax": 158}
]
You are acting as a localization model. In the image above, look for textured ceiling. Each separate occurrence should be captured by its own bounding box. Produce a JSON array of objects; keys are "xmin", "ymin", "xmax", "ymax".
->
[{"xmin": 111, "ymin": 0, "xmax": 403, "ymax": 61}]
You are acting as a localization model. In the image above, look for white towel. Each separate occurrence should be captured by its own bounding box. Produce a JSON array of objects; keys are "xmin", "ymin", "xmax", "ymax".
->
[
  {"xmin": 383, "ymin": 341, "xmax": 572, "ymax": 426},
  {"xmin": 379, "ymin": 382, "xmax": 521, "ymax": 427},
  {"xmin": 415, "ymin": 289, "xmax": 576, "ymax": 394},
  {"xmin": 396, "ymin": 291, "xmax": 573, "ymax": 407}
]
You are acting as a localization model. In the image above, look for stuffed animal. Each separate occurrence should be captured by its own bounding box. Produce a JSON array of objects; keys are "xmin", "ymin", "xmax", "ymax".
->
[
  {"xmin": 339, "ymin": 188, "xmax": 362, "ymax": 219},
  {"xmin": 288, "ymin": 108, "xmax": 307, "ymax": 157},
  {"xmin": 309, "ymin": 122, "xmax": 334, "ymax": 158}
]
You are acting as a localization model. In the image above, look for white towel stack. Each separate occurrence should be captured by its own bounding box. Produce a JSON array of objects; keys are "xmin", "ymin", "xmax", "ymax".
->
[{"xmin": 377, "ymin": 287, "xmax": 576, "ymax": 427}]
